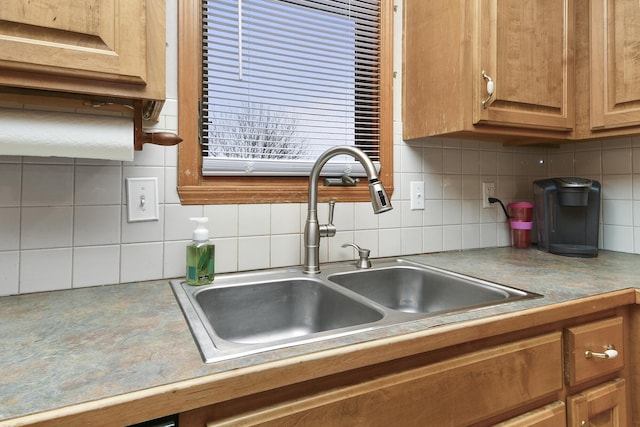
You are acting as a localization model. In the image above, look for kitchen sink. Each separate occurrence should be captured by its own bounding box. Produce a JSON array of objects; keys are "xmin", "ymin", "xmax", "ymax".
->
[
  {"xmin": 327, "ymin": 265, "xmax": 525, "ymax": 314},
  {"xmin": 194, "ymin": 279, "xmax": 383, "ymax": 344},
  {"xmin": 171, "ymin": 259, "xmax": 540, "ymax": 363}
]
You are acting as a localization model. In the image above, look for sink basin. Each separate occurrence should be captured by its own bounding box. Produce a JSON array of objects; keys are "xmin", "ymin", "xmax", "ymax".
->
[
  {"xmin": 195, "ymin": 279, "xmax": 383, "ymax": 344},
  {"xmin": 328, "ymin": 265, "xmax": 526, "ymax": 314},
  {"xmin": 171, "ymin": 259, "xmax": 540, "ymax": 362}
]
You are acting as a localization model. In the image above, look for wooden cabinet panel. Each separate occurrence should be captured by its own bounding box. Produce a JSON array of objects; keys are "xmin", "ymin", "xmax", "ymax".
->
[
  {"xmin": 495, "ymin": 401, "xmax": 566, "ymax": 427},
  {"xmin": 200, "ymin": 333, "xmax": 562, "ymax": 427},
  {"xmin": 564, "ymin": 317, "xmax": 624, "ymax": 387},
  {"xmin": 567, "ymin": 379, "xmax": 628, "ymax": 427},
  {"xmin": 474, "ymin": 0, "xmax": 574, "ymax": 131},
  {"xmin": 0, "ymin": 1, "xmax": 146, "ymax": 84},
  {"xmin": 590, "ymin": 0, "xmax": 640, "ymax": 131},
  {"xmin": 0, "ymin": 0, "xmax": 165, "ymax": 104}
]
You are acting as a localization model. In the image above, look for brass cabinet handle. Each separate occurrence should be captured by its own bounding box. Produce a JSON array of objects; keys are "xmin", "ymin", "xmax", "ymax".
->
[
  {"xmin": 584, "ymin": 344, "xmax": 618, "ymax": 359},
  {"xmin": 481, "ymin": 70, "xmax": 494, "ymax": 108}
]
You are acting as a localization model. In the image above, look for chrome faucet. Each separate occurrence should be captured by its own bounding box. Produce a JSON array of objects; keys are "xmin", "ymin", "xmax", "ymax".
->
[{"xmin": 303, "ymin": 146, "xmax": 392, "ymax": 274}]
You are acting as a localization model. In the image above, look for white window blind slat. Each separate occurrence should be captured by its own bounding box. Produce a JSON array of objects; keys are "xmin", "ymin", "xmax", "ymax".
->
[{"xmin": 202, "ymin": 0, "xmax": 382, "ymax": 177}]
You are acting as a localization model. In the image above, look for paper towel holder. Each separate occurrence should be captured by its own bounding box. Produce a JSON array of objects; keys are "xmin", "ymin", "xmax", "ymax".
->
[{"xmin": 133, "ymin": 100, "xmax": 183, "ymax": 151}]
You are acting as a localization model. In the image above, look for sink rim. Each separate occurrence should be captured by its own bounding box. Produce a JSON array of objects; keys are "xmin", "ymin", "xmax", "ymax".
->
[{"xmin": 171, "ymin": 258, "xmax": 542, "ymax": 363}]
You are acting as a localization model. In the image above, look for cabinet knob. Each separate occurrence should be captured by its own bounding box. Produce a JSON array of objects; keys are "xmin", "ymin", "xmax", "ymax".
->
[
  {"xmin": 481, "ymin": 70, "xmax": 494, "ymax": 108},
  {"xmin": 584, "ymin": 344, "xmax": 618, "ymax": 359}
]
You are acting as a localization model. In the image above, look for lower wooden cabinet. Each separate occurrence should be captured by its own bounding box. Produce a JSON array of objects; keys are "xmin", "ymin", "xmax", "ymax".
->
[
  {"xmin": 182, "ymin": 333, "xmax": 562, "ymax": 426},
  {"xmin": 179, "ymin": 311, "xmax": 634, "ymax": 427},
  {"xmin": 567, "ymin": 379, "xmax": 628, "ymax": 427}
]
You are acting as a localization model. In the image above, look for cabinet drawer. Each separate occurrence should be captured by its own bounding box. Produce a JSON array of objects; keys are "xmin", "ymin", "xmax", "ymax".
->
[
  {"xmin": 495, "ymin": 401, "xmax": 566, "ymax": 427},
  {"xmin": 208, "ymin": 333, "xmax": 563, "ymax": 427},
  {"xmin": 564, "ymin": 317, "xmax": 624, "ymax": 386}
]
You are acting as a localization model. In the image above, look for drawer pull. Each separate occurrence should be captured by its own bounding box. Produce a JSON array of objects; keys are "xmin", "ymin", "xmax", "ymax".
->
[{"xmin": 584, "ymin": 345, "xmax": 618, "ymax": 360}]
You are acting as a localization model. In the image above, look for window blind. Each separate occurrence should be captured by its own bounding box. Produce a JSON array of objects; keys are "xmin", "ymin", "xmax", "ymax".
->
[{"xmin": 201, "ymin": 0, "xmax": 382, "ymax": 176}]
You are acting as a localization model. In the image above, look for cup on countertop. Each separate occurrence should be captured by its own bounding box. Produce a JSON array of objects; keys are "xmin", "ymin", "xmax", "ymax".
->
[{"xmin": 508, "ymin": 202, "xmax": 534, "ymax": 249}]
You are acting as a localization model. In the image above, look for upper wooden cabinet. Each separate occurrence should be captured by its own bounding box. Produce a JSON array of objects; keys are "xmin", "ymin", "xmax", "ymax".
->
[
  {"xmin": 575, "ymin": 0, "xmax": 640, "ymax": 138},
  {"xmin": 403, "ymin": 0, "xmax": 574, "ymax": 143},
  {"xmin": 0, "ymin": 0, "xmax": 165, "ymax": 106},
  {"xmin": 403, "ymin": 0, "xmax": 640, "ymax": 144}
]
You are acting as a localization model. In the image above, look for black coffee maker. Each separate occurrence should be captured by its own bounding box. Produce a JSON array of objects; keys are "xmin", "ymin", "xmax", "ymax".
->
[{"xmin": 533, "ymin": 178, "xmax": 600, "ymax": 257}]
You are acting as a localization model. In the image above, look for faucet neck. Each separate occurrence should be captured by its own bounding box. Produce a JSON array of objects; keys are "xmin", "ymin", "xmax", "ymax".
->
[{"xmin": 304, "ymin": 146, "xmax": 390, "ymax": 274}]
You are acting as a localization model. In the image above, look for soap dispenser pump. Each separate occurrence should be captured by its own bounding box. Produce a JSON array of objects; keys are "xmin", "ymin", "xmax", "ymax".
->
[{"xmin": 186, "ymin": 217, "xmax": 215, "ymax": 286}]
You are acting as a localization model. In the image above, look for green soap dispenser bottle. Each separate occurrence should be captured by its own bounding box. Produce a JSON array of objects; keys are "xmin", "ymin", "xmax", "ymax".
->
[{"xmin": 186, "ymin": 217, "xmax": 215, "ymax": 286}]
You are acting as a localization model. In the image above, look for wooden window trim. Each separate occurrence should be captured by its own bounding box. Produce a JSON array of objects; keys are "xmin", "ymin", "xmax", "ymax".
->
[{"xmin": 177, "ymin": 0, "xmax": 394, "ymax": 205}]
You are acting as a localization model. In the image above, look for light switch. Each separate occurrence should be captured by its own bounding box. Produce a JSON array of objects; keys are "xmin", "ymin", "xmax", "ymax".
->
[
  {"xmin": 410, "ymin": 181, "xmax": 425, "ymax": 210},
  {"xmin": 126, "ymin": 177, "xmax": 159, "ymax": 222}
]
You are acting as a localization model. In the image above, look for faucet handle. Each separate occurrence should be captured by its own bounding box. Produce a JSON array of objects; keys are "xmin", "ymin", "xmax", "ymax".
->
[
  {"xmin": 319, "ymin": 201, "xmax": 337, "ymax": 238},
  {"xmin": 328, "ymin": 200, "xmax": 335, "ymax": 225},
  {"xmin": 342, "ymin": 242, "xmax": 372, "ymax": 269}
]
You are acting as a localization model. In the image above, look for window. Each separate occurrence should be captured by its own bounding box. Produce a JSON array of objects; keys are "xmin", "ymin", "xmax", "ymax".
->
[{"xmin": 178, "ymin": 0, "xmax": 393, "ymax": 204}]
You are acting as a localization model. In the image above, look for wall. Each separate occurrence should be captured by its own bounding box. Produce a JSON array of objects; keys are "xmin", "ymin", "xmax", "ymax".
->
[{"xmin": 0, "ymin": 1, "xmax": 639, "ymax": 295}]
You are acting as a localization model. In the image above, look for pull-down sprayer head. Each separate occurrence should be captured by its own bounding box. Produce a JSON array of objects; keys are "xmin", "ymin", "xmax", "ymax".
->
[{"xmin": 368, "ymin": 179, "xmax": 392, "ymax": 214}]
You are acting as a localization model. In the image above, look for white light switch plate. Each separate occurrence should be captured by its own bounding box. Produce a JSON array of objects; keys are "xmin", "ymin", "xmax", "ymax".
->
[
  {"xmin": 126, "ymin": 177, "xmax": 159, "ymax": 222},
  {"xmin": 410, "ymin": 181, "xmax": 425, "ymax": 210}
]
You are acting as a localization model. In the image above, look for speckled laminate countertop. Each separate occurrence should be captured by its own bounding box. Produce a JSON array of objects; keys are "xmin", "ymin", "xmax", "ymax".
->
[{"xmin": 1, "ymin": 247, "xmax": 639, "ymax": 425}]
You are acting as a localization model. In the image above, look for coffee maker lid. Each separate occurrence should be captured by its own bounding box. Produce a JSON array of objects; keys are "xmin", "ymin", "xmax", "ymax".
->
[{"xmin": 553, "ymin": 177, "xmax": 593, "ymax": 188}]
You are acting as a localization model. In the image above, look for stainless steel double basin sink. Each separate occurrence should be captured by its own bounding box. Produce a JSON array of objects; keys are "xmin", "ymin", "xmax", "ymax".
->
[{"xmin": 171, "ymin": 259, "xmax": 540, "ymax": 362}]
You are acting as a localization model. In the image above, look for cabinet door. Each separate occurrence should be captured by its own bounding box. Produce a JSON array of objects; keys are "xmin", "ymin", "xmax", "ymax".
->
[
  {"xmin": 474, "ymin": 0, "xmax": 574, "ymax": 131},
  {"xmin": 0, "ymin": 0, "xmax": 147, "ymax": 85},
  {"xmin": 590, "ymin": 0, "xmax": 640, "ymax": 130},
  {"xmin": 567, "ymin": 379, "xmax": 627, "ymax": 427}
]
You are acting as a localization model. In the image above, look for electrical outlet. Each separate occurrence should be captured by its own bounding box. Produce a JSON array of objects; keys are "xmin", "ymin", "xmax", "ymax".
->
[
  {"xmin": 126, "ymin": 177, "xmax": 159, "ymax": 222},
  {"xmin": 410, "ymin": 181, "xmax": 425, "ymax": 210},
  {"xmin": 482, "ymin": 182, "xmax": 496, "ymax": 208}
]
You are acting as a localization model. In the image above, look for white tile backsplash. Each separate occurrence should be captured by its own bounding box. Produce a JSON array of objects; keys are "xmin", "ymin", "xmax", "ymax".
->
[
  {"xmin": 21, "ymin": 207, "xmax": 73, "ymax": 249},
  {"xmin": 0, "ymin": 208, "xmax": 20, "ymax": 251},
  {"xmin": 422, "ymin": 226, "xmax": 443, "ymax": 253},
  {"xmin": 401, "ymin": 227, "xmax": 423, "ymax": 255},
  {"xmin": 2, "ymin": 7, "xmax": 640, "ymax": 295},
  {"xmin": 601, "ymin": 175, "xmax": 633, "ymax": 200},
  {"xmin": 164, "ymin": 204, "xmax": 204, "ymax": 241},
  {"xmin": 120, "ymin": 242, "xmax": 163, "ymax": 283},
  {"xmin": 75, "ymin": 165, "xmax": 122, "ymax": 205},
  {"xmin": 238, "ymin": 204, "xmax": 271, "ymax": 236},
  {"xmin": 603, "ymin": 148, "xmax": 632, "ymax": 174},
  {"xmin": 602, "ymin": 225, "xmax": 634, "ymax": 253},
  {"xmin": 163, "ymin": 240, "xmax": 189, "ymax": 279},
  {"xmin": 20, "ymin": 248, "xmax": 72, "ymax": 293},
  {"xmin": 0, "ymin": 164, "xmax": 21, "ymax": 206},
  {"xmin": 121, "ymin": 205, "xmax": 164, "ymax": 243},
  {"xmin": 238, "ymin": 236, "xmax": 270, "ymax": 270},
  {"xmin": 73, "ymin": 245, "xmax": 121, "ymax": 288},
  {"xmin": 22, "ymin": 164, "xmax": 74, "ymax": 206},
  {"xmin": 0, "ymin": 251, "xmax": 19, "ymax": 296},
  {"xmin": 602, "ymin": 200, "xmax": 634, "ymax": 227},
  {"xmin": 271, "ymin": 234, "xmax": 301, "ymax": 268},
  {"xmin": 354, "ymin": 202, "xmax": 379, "ymax": 230},
  {"xmin": 74, "ymin": 205, "xmax": 121, "ymax": 246}
]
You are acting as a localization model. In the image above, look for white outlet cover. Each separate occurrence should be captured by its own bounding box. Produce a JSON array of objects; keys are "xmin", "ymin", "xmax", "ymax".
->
[
  {"xmin": 482, "ymin": 182, "xmax": 496, "ymax": 208},
  {"xmin": 126, "ymin": 177, "xmax": 159, "ymax": 222}
]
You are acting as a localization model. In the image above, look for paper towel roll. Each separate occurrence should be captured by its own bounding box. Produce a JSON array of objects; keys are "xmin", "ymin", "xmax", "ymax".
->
[{"xmin": 0, "ymin": 107, "xmax": 134, "ymax": 161}]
